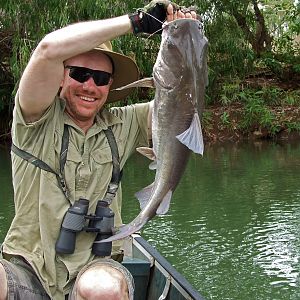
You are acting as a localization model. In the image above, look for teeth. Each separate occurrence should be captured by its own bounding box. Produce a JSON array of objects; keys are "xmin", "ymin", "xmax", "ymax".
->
[{"xmin": 80, "ymin": 96, "xmax": 95, "ymax": 102}]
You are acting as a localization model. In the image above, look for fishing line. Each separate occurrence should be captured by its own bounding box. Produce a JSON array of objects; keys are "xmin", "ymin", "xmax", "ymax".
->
[
  {"xmin": 142, "ymin": 10, "xmax": 165, "ymax": 26},
  {"xmin": 146, "ymin": 27, "xmax": 166, "ymax": 39},
  {"xmin": 141, "ymin": 10, "xmax": 167, "ymax": 39}
]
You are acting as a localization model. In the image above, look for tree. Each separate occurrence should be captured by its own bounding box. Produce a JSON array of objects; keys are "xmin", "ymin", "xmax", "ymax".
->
[{"xmin": 0, "ymin": 0, "xmax": 299, "ymax": 107}]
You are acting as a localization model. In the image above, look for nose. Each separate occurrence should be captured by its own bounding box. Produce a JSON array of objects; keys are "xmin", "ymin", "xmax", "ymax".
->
[{"xmin": 82, "ymin": 76, "xmax": 97, "ymax": 91}]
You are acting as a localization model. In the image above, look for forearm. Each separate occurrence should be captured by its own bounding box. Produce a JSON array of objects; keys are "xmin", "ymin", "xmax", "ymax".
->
[{"xmin": 38, "ymin": 15, "xmax": 132, "ymax": 62}]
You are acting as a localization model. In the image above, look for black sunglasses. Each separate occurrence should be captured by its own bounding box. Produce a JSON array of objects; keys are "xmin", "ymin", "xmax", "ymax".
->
[{"xmin": 65, "ymin": 66, "xmax": 112, "ymax": 86}]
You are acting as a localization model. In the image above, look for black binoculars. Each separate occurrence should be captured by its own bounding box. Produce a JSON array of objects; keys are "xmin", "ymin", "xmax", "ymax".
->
[{"xmin": 55, "ymin": 198, "xmax": 114, "ymax": 256}]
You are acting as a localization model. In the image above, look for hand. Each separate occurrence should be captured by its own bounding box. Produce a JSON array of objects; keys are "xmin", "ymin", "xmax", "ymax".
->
[
  {"xmin": 166, "ymin": 4, "xmax": 197, "ymax": 22},
  {"xmin": 129, "ymin": 1, "xmax": 199, "ymax": 35},
  {"xmin": 129, "ymin": 0, "xmax": 177, "ymax": 35}
]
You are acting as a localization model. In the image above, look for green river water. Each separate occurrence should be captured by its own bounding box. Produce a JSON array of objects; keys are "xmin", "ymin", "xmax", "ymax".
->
[{"xmin": 0, "ymin": 141, "xmax": 299, "ymax": 300}]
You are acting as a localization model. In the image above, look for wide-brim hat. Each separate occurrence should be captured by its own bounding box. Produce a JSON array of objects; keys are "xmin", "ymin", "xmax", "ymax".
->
[{"xmin": 94, "ymin": 41, "xmax": 139, "ymax": 103}]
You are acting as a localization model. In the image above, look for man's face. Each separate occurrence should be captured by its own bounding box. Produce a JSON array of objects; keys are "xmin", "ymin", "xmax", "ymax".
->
[{"xmin": 60, "ymin": 50, "xmax": 113, "ymax": 126}]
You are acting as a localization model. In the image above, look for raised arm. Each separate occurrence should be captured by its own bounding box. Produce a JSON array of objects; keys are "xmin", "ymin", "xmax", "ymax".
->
[
  {"xmin": 19, "ymin": 16, "xmax": 132, "ymax": 123},
  {"xmin": 19, "ymin": 1, "xmax": 197, "ymax": 123}
]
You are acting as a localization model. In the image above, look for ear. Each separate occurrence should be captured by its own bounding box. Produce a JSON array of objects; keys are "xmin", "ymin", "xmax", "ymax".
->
[
  {"xmin": 109, "ymin": 77, "xmax": 113, "ymax": 87},
  {"xmin": 60, "ymin": 68, "xmax": 68, "ymax": 87}
]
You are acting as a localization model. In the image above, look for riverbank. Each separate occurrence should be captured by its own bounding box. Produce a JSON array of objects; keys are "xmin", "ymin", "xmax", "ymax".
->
[
  {"xmin": 1, "ymin": 103, "xmax": 299, "ymax": 146},
  {"xmin": 203, "ymin": 103, "xmax": 300, "ymax": 143}
]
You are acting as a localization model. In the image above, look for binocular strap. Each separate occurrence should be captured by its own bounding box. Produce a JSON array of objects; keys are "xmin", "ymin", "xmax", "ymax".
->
[{"xmin": 11, "ymin": 125, "xmax": 122, "ymax": 206}]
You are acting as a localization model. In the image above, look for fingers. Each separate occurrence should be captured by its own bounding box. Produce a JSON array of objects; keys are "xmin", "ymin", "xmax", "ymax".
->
[
  {"xmin": 191, "ymin": 11, "xmax": 197, "ymax": 19},
  {"xmin": 166, "ymin": 4, "xmax": 197, "ymax": 22},
  {"xmin": 177, "ymin": 10, "xmax": 185, "ymax": 18},
  {"xmin": 166, "ymin": 4, "xmax": 174, "ymax": 22}
]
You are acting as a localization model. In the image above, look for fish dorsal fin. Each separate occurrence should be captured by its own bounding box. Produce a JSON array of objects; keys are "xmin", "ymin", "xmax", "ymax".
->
[
  {"xmin": 112, "ymin": 77, "xmax": 155, "ymax": 91},
  {"xmin": 135, "ymin": 183, "xmax": 154, "ymax": 210},
  {"xmin": 156, "ymin": 190, "xmax": 172, "ymax": 215},
  {"xmin": 176, "ymin": 113, "xmax": 204, "ymax": 155}
]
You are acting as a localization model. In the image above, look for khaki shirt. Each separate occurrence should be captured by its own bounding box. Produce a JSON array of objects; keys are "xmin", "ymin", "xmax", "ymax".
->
[{"xmin": 2, "ymin": 96, "xmax": 149, "ymax": 299}]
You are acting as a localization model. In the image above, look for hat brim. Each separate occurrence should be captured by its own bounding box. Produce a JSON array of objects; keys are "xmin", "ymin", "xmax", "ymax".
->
[{"xmin": 94, "ymin": 47, "xmax": 139, "ymax": 103}]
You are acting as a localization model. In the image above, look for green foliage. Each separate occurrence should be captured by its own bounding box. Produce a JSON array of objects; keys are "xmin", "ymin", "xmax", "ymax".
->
[
  {"xmin": 1, "ymin": 0, "xmax": 300, "ymax": 138},
  {"xmin": 204, "ymin": 14, "xmax": 256, "ymax": 103},
  {"xmin": 202, "ymin": 111, "xmax": 213, "ymax": 130},
  {"xmin": 283, "ymin": 90, "xmax": 300, "ymax": 106},
  {"xmin": 3, "ymin": 1, "xmax": 156, "ymax": 79},
  {"xmin": 238, "ymin": 89, "xmax": 281, "ymax": 135},
  {"xmin": 285, "ymin": 121, "xmax": 300, "ymax": 133},
  {"xmin": 263, "ymin": 0, "xmax": 300, "ymax": 56},
  {"xmin": 220, "ymin": 80, "xmax": 243, "ymax": 105},
  {"xmin": 220, "ymin": 112, "xmax": 230, "ymax": 126}
]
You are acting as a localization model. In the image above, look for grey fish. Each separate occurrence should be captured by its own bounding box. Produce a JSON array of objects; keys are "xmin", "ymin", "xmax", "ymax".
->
[{"xmin": 99, "ymin": 18, "xmax": 208, "ymax": 243}]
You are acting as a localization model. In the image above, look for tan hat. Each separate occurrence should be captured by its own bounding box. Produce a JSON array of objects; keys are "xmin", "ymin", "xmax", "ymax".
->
[{"xmin": 94, "ymin": 41, "xmax": 139, "ymax": 103}]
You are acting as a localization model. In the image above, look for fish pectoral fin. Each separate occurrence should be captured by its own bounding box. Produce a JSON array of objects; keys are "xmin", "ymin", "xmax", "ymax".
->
[
  {"xmin": 135, "ymin": 183, "xmax": 154, "ymax": 210},
  {"xmin": 149, "ymin": 160, "xmax": 157, "ymax": 170},
  {"xmin": 136, "ymin": 147, "xmax": 157, "ymax": 170},
  {"xmin": 156, "ymin": 190, "xmax": 172, "ymax": 215},
  {"xmin": 176, "ymin": 113, "xmax": 204, "ymax": 155}
]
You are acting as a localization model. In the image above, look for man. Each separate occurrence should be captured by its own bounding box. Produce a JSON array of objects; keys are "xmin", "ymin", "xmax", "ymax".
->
[{"xmin": 0, "ymin": 1, "xmax": 197, "ymax": 299}]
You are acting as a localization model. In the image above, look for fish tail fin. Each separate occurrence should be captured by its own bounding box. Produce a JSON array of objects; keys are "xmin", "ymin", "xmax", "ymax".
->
[
  {"xmin": 95, "ymin": 217, "xmax": 149, "ymax": 243},
  {"xmin": 176, "ymin": 113, "xmax": 204, "ymax": 155}
]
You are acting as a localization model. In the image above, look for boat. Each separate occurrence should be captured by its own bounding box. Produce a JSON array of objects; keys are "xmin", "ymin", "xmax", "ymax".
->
[
  {"xmin": 0, "ymin": 235, "xmax": 205, "ymax": 299},
  {"xmin": 122, "ymin": 233, "xmax": 205, "ymax": 300}
]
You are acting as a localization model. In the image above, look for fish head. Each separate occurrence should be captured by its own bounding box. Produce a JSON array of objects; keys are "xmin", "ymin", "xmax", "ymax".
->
[{"xmin": 154, "ymin": 19, "xmax": 208, "ymax": 91}]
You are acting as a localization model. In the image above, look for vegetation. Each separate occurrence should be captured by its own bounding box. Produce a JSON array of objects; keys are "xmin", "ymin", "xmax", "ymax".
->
[{"xmin": 0, "ymin": 0, "xmax": 299, "ymax": 141}]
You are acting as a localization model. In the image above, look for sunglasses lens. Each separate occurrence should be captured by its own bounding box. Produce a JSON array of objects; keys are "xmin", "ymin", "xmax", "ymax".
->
[
  {"xmin": 67, "ymin": 66, "xmax": 111, "ymax": 86},
  {"xmin": 93, "ymin": 71, "xmax": 111, "ymax": 86},
  {"xmin": 68, "ymin": 67, "xmax": 89, "ymax": 83}
]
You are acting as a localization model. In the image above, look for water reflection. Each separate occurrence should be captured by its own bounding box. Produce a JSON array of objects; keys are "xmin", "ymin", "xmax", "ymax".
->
[{"xmin": 0, "ymin": 141, "xmax": 300, "ymax": 299}]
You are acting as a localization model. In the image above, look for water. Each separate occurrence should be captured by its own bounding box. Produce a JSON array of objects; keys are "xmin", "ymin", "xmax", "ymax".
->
[
  {"xmin": 0, "ymin": 146, "xmax": 14, "ymax": 242},
  {"xmin": 1, "ymin": 142, "xmax": 300, "ymax": 299}
]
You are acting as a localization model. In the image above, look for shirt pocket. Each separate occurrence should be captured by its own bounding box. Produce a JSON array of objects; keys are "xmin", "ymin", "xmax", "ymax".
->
[
  {"xmin": 89, "ymin": 143, "xmax": 124, "ymax": 195},
  {"xmin": 91, "ymin": 147, "xmax": 113, "ymax": 165},
  {"xmin": 91, "ymin": 139, "xmax": 124, "ymax": 167},
  {"xmin": 64, "ymin": 150, "xmax": 83, "ymax": 196}
]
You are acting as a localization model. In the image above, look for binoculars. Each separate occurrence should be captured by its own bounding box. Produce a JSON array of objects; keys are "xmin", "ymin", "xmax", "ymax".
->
[{"xmin": 55, "ymin": 198, "xmax": 114, "ymax": 256}]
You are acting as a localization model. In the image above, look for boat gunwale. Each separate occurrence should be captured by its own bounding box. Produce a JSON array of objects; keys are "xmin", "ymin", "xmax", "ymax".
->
[{"xmin": 131, "ymin": 234, "xmax": 205, "ymax": 300}]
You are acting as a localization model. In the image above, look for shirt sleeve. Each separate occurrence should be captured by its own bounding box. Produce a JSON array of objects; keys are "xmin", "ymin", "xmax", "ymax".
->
[
  {"xmin": 109, "ymin": 102, "xmax": 150, "ymax": 168},
  {"xmin": 11, "ymin": 92, "xmax": 64, "ymax": 156}
]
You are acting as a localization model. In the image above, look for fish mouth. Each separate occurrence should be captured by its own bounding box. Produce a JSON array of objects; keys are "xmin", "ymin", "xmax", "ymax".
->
[
  {"xmin": 163, "ymin": 18, "xmax": 202, "ymax": 36},
  {"xmin": 163, "ymin": 18, "xmax": 200, "ymax": 27}
]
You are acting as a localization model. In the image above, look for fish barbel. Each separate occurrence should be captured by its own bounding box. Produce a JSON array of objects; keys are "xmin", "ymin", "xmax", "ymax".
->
[{"xmin": 99, "ymin": 18, "xmax": 208, "ymax": 243}]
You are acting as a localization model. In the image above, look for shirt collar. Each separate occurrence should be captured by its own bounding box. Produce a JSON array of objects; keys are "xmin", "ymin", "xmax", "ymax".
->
[{"xmin": 59, "ymin": 97, "xmax": 123, "ymax": 134}]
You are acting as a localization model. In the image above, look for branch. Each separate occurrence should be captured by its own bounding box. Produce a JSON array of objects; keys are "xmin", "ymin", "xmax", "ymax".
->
[{"xmin": 232, "ymin": 10, "xmax": 255, "ymax": 45}]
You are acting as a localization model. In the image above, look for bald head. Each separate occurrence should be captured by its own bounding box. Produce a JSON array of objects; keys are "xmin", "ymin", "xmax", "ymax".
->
[{"xmin": 76, "ymin": 265, "xmax": 129, "ymax": 300}]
